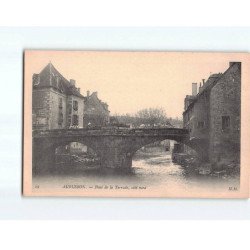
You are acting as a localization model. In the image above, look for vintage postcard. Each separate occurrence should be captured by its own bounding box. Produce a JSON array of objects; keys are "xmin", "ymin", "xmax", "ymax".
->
[{"xmin": 23, "ymin": 50, "xmax": 250, "ymax": 198}]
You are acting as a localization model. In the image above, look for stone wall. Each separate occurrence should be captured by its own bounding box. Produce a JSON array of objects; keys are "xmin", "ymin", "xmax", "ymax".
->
[
  {"xmin": 185, "ymin": 92, "xmax": 210, "ymax": 140},
  {"xmin": 68, "ymin": 95, "xmax": 84, "ymax": 128},
  {"xmin": 183, "ymin": 90, "xmax": 210, "ymax": 157},
  {"xmin": 33, "ymin": 88, "xmax": 84, "ymax": 130},
  {"xmin": 83, "ymin": 92, "xmax": 110, "ymax": 127},
  {"xmin": 182, "ymin": 63, "xmax": 240, "ymax": 163},
  {"xmin": 48, "ymin": 89, "xmax": 67, "ymax": 129},
  {"xmin": 209, "ymin": 62, "xmax": 241, "ymax": 163},
  {"xmin": 32, "ymin": 89, "xmax": 51, "ymax": 130}
]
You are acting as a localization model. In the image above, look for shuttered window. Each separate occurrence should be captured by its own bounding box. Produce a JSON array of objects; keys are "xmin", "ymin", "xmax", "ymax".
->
[
  {"xmin": 72, "ymin": 115, "xmax": 79, "ymax": 126},
  {"xmin": 73, "ymin": 100, "xmax": 78, "ymax": 111}
]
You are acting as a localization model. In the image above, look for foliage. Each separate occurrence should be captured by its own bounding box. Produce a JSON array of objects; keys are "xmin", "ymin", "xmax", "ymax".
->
[
  {"xmin": 112, "ymin": 108, "xmax": 183, "ymax": 128},
  {"xmin": 135, "ymin": 108, "xmax": 167, "ymax": 126}
]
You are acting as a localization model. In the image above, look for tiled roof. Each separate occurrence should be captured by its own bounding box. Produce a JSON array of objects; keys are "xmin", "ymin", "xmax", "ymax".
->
[
  {"xmin": 33, "ymin": 63, "xmax": 84, "ymax": 98},
  {"xmin": 84, "ymin": 92, "xmax": 110, "ymax": 112},
  {"xmin": 198, "ymin": 73, "xmax": 222, "ymax": 95},
  {"xmin": 183, "ymin": 73, "xmax": 222, "ymax": 114}
]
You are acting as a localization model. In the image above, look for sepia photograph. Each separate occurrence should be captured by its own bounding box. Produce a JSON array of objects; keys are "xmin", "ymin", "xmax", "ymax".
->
[
  {"xmin": 2, "ymin": 4, "xmax": 250, "ymax": 250},
  {"xmin": 23, "ymin": 50, "xmax": 249, "ymax": 197}
]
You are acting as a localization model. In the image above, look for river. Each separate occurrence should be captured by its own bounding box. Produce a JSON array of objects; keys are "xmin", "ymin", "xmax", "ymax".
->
[{"xmin": 33, "ymin": 147, "xmax": 240, "ymax": 194}]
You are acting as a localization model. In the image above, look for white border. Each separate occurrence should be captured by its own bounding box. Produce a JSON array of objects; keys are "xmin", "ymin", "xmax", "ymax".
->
[
  {"xmin": 0, "ymin": 221, "xmax": 249, "ymax": 250},
  {"xmin": 0, "ymin": 27, "xmax": 250, "ymax": 220},
  {"xmin": 0, "ymin": 0, "xmax": 250, "ymax": 26}
]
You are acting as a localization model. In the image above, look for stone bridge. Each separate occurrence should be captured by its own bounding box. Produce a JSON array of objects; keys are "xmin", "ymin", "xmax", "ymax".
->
[{"xmin": 32, "ymin": 127, "xmax": 207, "ymax": 173}]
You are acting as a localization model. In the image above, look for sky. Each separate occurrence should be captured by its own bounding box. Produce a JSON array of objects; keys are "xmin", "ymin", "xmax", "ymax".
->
[{"xmin": 25, "ymin": 51, "xmax": 245, "ymax": 118}]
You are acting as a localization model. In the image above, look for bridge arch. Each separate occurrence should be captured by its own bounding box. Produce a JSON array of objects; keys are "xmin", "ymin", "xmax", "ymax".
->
[
  {"xmin": 128, "ymin": 137, "xmax": 203, "ymax": 161},
  {"xmin": 32, "ymin": 128, "xmax": 209, "ymax": 172},
  {"xmin": 32, "ymin": 137, "xmax": 102, "ymax": 174}
]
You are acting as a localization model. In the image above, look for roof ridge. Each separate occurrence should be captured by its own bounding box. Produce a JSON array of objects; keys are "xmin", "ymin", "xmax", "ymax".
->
[{"xmin": 37, "ymin": 62, "xmax": 84, "ymax": 98}]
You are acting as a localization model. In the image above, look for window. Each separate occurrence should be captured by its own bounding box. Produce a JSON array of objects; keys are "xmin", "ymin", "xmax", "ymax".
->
[
  {"xmin": 56, "ymin": 76, "xmax": 60, "ymax": 87},
  {"xmin": 72, "ymin": 115, "xmax": 79, "ymax": 126},
  {"xmin": 59, "ymin": 98, "xmax": 63, "ymax": 109},
  {"xmin": 222, "ymin": 116, "xmax": 230, "ymax": 130},
  {"xmin": 68, "ymin": 103, "xmax": 72, "ymax": 114},
  {"xmin": 58, "ymin": 112, "xmax": 63, "ymax": 125},
  {"xmin": 73, "ymin": 100, "xmax": 78, "ymax": 111},
  {"xmin": 33, "ymin": 74, "xmax": 40, "ymax": 86},
  {"xmin": 197, "ymin": 121, "xmax": 205, "ymax": 129}
]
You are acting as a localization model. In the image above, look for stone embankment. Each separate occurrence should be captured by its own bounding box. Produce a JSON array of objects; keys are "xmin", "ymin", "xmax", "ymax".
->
[{"xmin": 172, "ymin": 153, "xmax": 240, "ymax": 177}]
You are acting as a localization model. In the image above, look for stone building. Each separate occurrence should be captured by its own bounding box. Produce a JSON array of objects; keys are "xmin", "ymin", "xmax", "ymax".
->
[
  {"xmin": 32, "ymin": 63, "xmax": 84, "ymax": 130},
  {"xmin": 83, "ymin": 91, "xmax": 110, "ymax": 127},
  {"xmin": 183, "ymin": 62, "xmax": 241, "ymax": 164}
]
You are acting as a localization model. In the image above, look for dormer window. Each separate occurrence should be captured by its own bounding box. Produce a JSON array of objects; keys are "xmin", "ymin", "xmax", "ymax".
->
[
  {"xmin": 33, "ymin": 74, "xmax": 40, "ymax": 86},
  {"xmin": 56, "ymin": 75, "xmax": 60, "ymax": 87},
  {"xmin": 59, "ymin": 82, "xmax": 64, "ymax": 93}
]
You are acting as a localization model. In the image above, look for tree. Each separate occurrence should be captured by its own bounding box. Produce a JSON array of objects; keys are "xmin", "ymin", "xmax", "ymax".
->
[
  {"xmin": 112, "ymin": 108, "xmax": 180, "ymax": 128},
  {"xmin": 135, "ymin": 107, "xmax": 168, "ymax": 126}
]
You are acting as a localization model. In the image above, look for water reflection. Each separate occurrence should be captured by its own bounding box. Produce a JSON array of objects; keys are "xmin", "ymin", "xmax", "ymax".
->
[{"xmin": 33, "ymin": 148, "xmax": 239, "ymax": 192}]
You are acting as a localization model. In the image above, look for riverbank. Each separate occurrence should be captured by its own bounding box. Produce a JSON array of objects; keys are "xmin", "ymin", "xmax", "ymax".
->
[
  {"xmin": 172, "ymin": 153, "xmax": 240, "ymax": 178},
  {"xmin": 33, "ymin": 148, "xmax": 240, "ymax": 193}
]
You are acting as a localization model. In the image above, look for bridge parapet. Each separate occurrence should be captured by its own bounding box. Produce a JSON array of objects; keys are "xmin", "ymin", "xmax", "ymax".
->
[
  {"xmin": 32, "ymin": 127, "xmax": 192, "ymax": 172},
  {"xmin": 33, "ymin": 127, "xmax": 189, "ymax": 138}
]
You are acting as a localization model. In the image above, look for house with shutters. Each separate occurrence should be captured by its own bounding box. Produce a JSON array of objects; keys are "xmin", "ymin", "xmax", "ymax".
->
[
  {"xmin": 183, "ymin": 62, "xmax": 241, "ymax": 164},
  {"xmin": 32, "ymin": 63, "xmax": 84, "ymax": 130}
]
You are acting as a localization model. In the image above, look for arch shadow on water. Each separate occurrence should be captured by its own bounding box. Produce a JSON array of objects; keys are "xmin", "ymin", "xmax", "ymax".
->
[
  {"xmin": 33, "ymin": 137, "xmax": 238, "ymax": 189},
  {"xmin": 51, "ymin": 142, "xmax": 139, "ymax": 179},
  {"xmin": 52, "ymin": 142, "xmax": 100, "ymax": 175}
]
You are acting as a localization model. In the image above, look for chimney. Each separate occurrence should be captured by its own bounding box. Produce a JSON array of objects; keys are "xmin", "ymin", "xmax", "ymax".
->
[
  {"xmin": 229, "ymin": 62, "xmax": 235, "ymax": 67},
  {"xmin": 199, "ymin": 82, "xmax": 202, "ymax": 93},
  {"xmin": 229, "ymin": 62, "xmax": 241, "ymax": 67},
  {"xmin": 192, "ymin": 83, "xmax": 197, "ymax": 96},
  {"xmin": 202, "ymin": 79, "xmax": 205, "ymax": 85},
  {"xmin": 70, "ymin": 79, "xmax": 75, "ymax": 86},
  {"xmin": 87, "ymin": 90, "xmax": 90, "ymax": 97}
]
